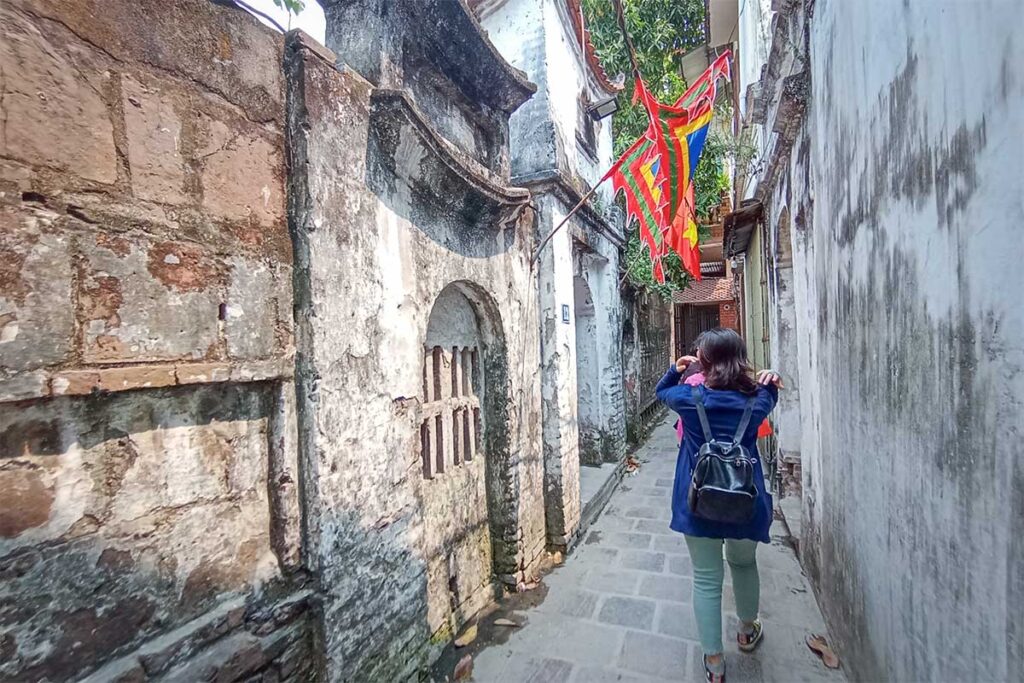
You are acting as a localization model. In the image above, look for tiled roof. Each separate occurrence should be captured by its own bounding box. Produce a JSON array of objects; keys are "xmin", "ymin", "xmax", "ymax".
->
[
  {"xmin": 564, "ymin": 0, "xmax": 626, "ymax": 94},
  {"xmin": 673, "ymin": 277, "xmax": 735, "ymax": 304}
]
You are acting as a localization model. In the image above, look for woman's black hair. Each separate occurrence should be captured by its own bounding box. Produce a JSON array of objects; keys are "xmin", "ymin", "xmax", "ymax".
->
[
  {"xmin": 681, "ymin": 360, "xmax": 703, "ymax": 382},
  {"xmin": 694, "ymin": 327, "xmax": 758, "ymax": 394}
]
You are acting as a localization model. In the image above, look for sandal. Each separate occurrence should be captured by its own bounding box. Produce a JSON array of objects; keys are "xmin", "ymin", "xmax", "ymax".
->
[
  {"xmin": 737, "ymin": 619, "xmax": 764, "ymax": 653},
  {"xmin": 702, "ymin": 654, "xmax": 726, "ymax": 683}
]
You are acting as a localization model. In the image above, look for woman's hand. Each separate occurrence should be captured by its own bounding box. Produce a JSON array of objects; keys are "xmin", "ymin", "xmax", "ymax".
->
[
  {"xmin": 675, "ymin": 355, "xmax": 698, "ymax": 373},
  {"xmin": 756, "ymin": 369, "xmax": 784, "ymax": 388}
]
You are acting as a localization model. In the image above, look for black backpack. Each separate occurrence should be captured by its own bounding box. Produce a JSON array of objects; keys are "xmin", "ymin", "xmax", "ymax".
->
[{"xmin": 686, "ymin": 387, "xmax": 759, "ymax": 524}]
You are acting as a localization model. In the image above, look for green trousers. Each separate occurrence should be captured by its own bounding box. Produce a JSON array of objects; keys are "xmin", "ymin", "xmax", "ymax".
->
[{"xmin": 684, "ymin": 535, "xmax": 760, "ymax": 655}]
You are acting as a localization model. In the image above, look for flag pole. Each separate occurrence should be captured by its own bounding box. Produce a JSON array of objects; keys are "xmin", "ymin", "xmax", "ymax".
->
[
  {"xmin": 613, "ymin": 0, "xmax": 641, "ymax": 79},
  {"xmin": 530, "ymin": 181, "xmax": 605, "ymax": 266}
]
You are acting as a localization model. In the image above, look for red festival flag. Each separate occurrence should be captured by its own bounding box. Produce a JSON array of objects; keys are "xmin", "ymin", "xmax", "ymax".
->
[
  {"xmin": 604, "ymin": 136, "xmax": 670, "ymax": 282},
  {"xmin": 604, "ymin": 51, "xmax": 732, "ymax": 283}
]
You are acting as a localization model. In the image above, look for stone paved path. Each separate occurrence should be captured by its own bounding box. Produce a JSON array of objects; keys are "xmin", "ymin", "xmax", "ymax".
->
[{"xmin": 471, "ymin": 417, "xmax": 846, "ymax": 682}]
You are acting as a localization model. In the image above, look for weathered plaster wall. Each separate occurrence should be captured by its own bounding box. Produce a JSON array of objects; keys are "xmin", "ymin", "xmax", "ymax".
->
[
  {"xmin": 740, "ymin": 223, "xmax": 769, "ymax": 371},
  {"xmin": 0, "ymin": 1, "xmax": 307, "ymax": 680},
  {"xmin": 735, "ymin": 0, "xmax": 773, "ymax": 202},
  {"xmin": 322, "ymin": 0, "xmax": 530, "ymax": 178},
  {"xmin": 479, "ymin": 0, "xmax": 615, "ymax": 200},
  {"xmin": 621, "ymin": 288, "xmax": 671, "ymax": 445},
  {"xmin": 421, "ymin": 287, "xmax": 495, "ymax": 631},
  {"xmin": 573, "ymin": 275, "xmax": 600, "ymax": 458},
  {"xmin": 572, "ymin": 225, "xmax": 627, "ymax": 465},
  {"xmin": 479, "ymin": 0, "xmax": 627, "ymax": 548},
  {"xmin": 766, "ymin": 206, "xmax": 801, "ymax": 461},
  {"xmin": 733, "ymin": 0, "xmax": 812, "ymax": 491},
  {"xmin": 529, "ymin": 189, "xmax": 625, "ymax": 547},
  {"xmin": 802, "ymin": 1, "xmax": 1024, "ymax": 680},
  {"xmin": 539, "ymin": 0, "xmax": 615, "ymax": 200},
  {"xmin": 286, "ymin": 30, "xmax": 546, "ymax": 681},
  {"xmin": 534, "ymin": 195, "xmax": 584, "ymax": 545},
  {"xmin": 478, "ymin": 0, "xmax": 554, "ymax": 179}
]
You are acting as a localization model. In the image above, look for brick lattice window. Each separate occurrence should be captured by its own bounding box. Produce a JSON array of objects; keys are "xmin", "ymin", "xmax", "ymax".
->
[{"xmin": 421, "ymin": 345, "xmax": 481, "ymax": 479}]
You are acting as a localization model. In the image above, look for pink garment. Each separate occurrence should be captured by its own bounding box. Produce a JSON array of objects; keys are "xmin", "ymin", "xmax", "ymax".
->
[{"xmin": 675, "ymin": 372, "xmax": 705, "ymax": 443}]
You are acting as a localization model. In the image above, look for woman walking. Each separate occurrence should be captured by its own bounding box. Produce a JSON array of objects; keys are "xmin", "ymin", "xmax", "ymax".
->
[{"xmin": 655, "ymin": 328, "xmax": 782, "ymax": 683}]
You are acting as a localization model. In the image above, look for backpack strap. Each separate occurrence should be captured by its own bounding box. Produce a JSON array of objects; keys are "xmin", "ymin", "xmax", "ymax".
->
[
  {"xmin": 692, "ymin": 386, "xmax": 714, "ymax": 443},
  {"xmin": 732, "ymin": 395, "xmax": 757, "ymax": 444}
]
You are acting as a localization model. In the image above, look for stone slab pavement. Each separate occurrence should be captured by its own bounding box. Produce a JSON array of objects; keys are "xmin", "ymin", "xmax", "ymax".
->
[{"xmin": 469, "ymin": 416, "xmax": 847, "ymax": 682}]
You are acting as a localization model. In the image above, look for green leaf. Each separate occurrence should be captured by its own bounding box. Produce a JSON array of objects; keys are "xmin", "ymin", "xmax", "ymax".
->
[
  {"xmin": 582, "ymin": 0, "xmax": 749, "ymax": 296},
  {"xmin": 272, "ymin": 0, "xmax": 305, "ymax": 15}
]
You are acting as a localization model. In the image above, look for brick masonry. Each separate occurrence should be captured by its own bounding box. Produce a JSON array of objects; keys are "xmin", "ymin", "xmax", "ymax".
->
[
  {"xmin": 0, "ymin": 1, "xmax": 638, "ymax": 680},
  {"xmin": 0, "ymin": 1, "xmax": 303, "ymax": 680},
  {"xmin": 719, "ymin": 301, "xmax": 739, "ymax": 331}
]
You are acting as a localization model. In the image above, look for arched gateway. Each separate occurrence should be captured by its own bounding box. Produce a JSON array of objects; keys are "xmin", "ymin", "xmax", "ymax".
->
[{"xmin": 418, "ymin": 282, "xmax": 515, "ymax": 638}]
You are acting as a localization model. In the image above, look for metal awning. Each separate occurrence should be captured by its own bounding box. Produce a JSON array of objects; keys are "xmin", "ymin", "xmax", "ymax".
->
[
  {"xmin": 681, "ymin": 47, "xmax": 710, "ymax": 87},
  {"xmin": 722, "ymin": 199, "xmax": 763, "ymax": 256}
]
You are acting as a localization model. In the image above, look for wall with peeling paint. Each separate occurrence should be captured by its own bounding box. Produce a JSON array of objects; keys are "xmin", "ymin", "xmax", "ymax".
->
[
  {"xmin": 0, "ymin": 1, "xmax": 308, "ymax": 681},
  {"xmin": 800, "ymin": 1, "xmax": 1024, "ymax": 680},
  {"xmin": 0, "ymin": 1, "xmax": 609, "ymax": 680},
  {"xmin": 289, "ymin": 2, "xmax": 546, "ymax": 679},
  {"xmin": 477, "ymin": 0, "xmax": 628, "ymax": 549}
]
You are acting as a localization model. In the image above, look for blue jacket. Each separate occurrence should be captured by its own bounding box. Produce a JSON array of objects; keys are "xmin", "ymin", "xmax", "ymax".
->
[{"xmin": 655, "ymin": 366, "xmax": 778, "ymax": 543}]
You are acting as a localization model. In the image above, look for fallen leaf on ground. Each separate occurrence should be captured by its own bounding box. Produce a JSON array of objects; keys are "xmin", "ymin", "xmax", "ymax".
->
[
  {"xmin": 453, "ymin": 654, "xmax": 473, "ymax": 681},
  {"xmin": 518, "ymin": 580, "xmax": 539, "ymax": 592},
  {"xmin": 454, "ymin": 624, "xmax": 477, "ymax": 648},
  {"xmin": 806, "ymin": 634, "xmax": 840, "ymax": 669},
  {"xmin": 493, "ymin": 618, "xmax": 519, "ymax": 628},
  {"xmin": 624, "ymin": 456, "xmax": 642, "ymax": 476},
  {"xmin": 551, "ymin": 551, "xmax": 564, "ymax": 565}
]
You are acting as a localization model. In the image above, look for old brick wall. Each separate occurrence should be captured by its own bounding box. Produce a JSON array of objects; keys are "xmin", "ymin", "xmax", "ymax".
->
[
  {"xmin": 621, "ymin": 288, "xmax": 671, "ymax": 446},
  {"xmin": 0, "ymin": 1, "xmax": 307, "ymax": 680},
  {"xmin": 719, "ymin": 301, "xmax": 738, "ymax": 330},
  {"xmin": 287, "ymin": 18, "xmax": 546, "ymax": 679}
]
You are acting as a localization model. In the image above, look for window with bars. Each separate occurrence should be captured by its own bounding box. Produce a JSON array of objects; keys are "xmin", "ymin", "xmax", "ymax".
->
[{"xmin": 420, "ymin": 344, "xmax": 481, "ymax": 479}]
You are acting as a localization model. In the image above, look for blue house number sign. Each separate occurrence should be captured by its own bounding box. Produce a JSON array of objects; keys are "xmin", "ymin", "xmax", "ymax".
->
[{"xmin": 561, "ymin": 304, "xmax": 570, "ymax": 324}]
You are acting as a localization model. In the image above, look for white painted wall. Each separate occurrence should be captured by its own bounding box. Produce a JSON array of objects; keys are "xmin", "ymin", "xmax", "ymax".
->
[
  {"xmin": 478, "ymin": 0, "xmax": 627, "ymax": 545},
  {"xmin": 799, "ymin": 1, "xmax": 1024, "ymax": 680},
  {"xmin": 540, "ymin": 0, "xmax": 616, "ymax": 201}
]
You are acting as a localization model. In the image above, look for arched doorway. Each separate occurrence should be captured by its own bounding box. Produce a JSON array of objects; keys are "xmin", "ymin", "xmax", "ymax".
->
[
  {"xmin": 418, "ymin": 282, "xmax": 513, "ymax": 637},
  {"xmin": 573, "ymin": 275, "xmax": 602, "ymax": 466}
]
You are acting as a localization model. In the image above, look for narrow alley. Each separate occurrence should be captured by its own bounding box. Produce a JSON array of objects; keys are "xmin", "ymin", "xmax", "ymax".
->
[
  {"xmin": 2, "ymin": 0, "xmax": 1021, "ymax": 680},
  {"xmin": 454, "ymin": 418, "xmax": 843, "ymax": 683}
]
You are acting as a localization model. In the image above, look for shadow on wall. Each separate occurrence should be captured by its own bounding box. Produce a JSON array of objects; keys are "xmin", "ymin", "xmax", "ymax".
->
[
  {"xmin": 0, "ymin": 383, "xmax": 310, "ymax": 681},
  {"xmin": 364, "ymin": 94, "xmax": 521, "ymax": 258},
  {"xmin": 306, "ymin": 280, "xmax": 524, "ymax": 680}
]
